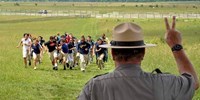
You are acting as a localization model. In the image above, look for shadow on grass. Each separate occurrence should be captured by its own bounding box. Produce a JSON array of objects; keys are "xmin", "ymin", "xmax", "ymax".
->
[{"xmin": 36, "ymin": 66, "xmax": 80, "ymax": 72}]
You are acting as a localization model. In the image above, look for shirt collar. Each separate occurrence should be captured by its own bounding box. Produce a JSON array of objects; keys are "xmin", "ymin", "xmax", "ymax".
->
[
  {"xmin": 116, "ymin": 63, "xmax": 141, "ymax": 69},
  {"xmin": 114, "ymin": 64, "xmax": 142, "ymax": 75}
]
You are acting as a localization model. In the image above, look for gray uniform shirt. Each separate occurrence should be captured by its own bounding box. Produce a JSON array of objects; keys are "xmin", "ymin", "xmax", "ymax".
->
[{"xmin": 78, "ymin": 64, "xmax": 195, "ymax": 100}]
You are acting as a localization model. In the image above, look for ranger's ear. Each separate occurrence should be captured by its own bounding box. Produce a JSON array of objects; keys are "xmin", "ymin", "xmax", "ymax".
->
[{"xmin": 111, "ymin": 49, "xmax": 115, "ymax": 61}]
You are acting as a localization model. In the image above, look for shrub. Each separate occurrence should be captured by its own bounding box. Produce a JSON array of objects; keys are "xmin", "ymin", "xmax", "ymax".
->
[
  {"xmin": 193, "ymin": 6, "xmax": 197, "ymax": 9},
  {"xmin": 155, "ymin": 4, "xmax": 158, "ymax": 8},
  {"xmin": 14, "ymin": 3, "xmax": 20, "ymax": 6},
  {"xmin": 121, "ymin": 4, "xmax": 125, "ymax": 7},
  {"xmin": 149, "ymin": 5, "xmax": 153, "ymax": 8}
]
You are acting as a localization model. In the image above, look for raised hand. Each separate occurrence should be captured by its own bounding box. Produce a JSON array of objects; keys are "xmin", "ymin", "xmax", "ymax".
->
[
  {"xmin": 165, "ymin": 16, "xmax": 199, "ymax": 90},
  {"xmin": 164, "ymin": 16, "xmax": 182, "ymax": 48}
]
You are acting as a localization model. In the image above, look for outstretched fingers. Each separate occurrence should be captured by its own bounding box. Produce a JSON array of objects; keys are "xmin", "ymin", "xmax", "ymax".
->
[
  {"xmin": 164, "ymin": 17, "xmax": 170, "ymax": 31},
  {"xmin": 172, "ymin": 16, "xmax": 176, "ymax": 29}
]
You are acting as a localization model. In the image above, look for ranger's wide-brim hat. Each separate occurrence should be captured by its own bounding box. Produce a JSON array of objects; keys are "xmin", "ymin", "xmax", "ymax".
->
[{"xmin": 99, "ymin": 22, "xmax": 156, "ymax": 48}]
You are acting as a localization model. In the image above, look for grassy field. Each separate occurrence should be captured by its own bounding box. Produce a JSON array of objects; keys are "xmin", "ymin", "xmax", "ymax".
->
[
  {"xmin": 0, "ymin": 15, "xmax": 200, "ymax": 100},
  {"xmin": 0, "ymin": 2, "xmax": 200, "ymax": 100},
  {"xmin": 0, "ymin": 2, "xmax": 200, "ymax": 13}
]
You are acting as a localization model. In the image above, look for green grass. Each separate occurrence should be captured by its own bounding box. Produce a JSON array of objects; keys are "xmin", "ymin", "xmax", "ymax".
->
[
  {"xmin": 0, "ymin": 15, "xmax": 200, "ymax": 100},
  {"xmin": 0, "ymin": 2, "xmax": 200, "ymax": 14}
]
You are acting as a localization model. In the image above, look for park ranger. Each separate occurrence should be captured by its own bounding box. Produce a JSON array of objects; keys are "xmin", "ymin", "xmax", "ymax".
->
[{"xmin": 78, "ymin": 16, "xmax": 199, "ymax": 100}]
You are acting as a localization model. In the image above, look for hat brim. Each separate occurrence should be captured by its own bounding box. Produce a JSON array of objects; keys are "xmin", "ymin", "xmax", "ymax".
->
[{"xmin": 99, "ymin": 44, "xmax": 156, "ymax": 48}]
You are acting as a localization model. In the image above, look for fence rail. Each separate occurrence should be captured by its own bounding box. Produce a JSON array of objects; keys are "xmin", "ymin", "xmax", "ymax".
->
[{"xmin": 0, "ymin": 9, "xmax": 200, "ymax": 19}]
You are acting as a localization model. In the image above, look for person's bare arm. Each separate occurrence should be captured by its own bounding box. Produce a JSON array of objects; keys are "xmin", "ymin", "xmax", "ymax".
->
[
  {"xmin": 44, "ymin": 46, "xmax": 48, "ymax": 53},
  {"xmin": 16, "ymin": 39, "xmax": 22, "ymax": 48},
  {"xmin": 39, "ymin": 45, "xmax": 42, "ymax": 53},
  {"xmin": 96, "ymin": 48, "xmax": 101, "ymax": 52},
  {"xmin": 60, "ymin": 50, "xmax": 65, "ymax": 55},
  {"xmin": 92, "ymin": 45, "xmax": 96, "ymax": 56},
  {"xmin": 28, "ymin": 40, "xmax": 32, "ymax": 53},
  {"xmin": 165, "ymin": 16, "xmax": 199, "ymax": 90},
  {"xmin": 70, "ymin": 47, "xmax": 75, "ymax": 50}
]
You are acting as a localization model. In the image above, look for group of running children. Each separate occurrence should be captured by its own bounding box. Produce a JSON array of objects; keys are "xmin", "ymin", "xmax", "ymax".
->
[{"xmin": 17, "ymin": 33, "xmax": 109, "ymax": 72}]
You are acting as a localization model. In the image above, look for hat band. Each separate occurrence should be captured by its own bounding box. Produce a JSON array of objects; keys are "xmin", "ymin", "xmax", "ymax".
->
[{"xmin": 110, "ymin": 40, "xmax": 144, "ymax": 46}]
